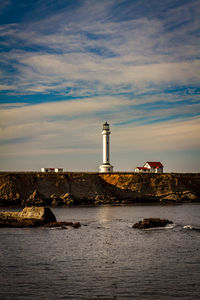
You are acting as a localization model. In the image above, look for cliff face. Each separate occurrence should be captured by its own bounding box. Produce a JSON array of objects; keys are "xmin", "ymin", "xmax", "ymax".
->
[{"xmin": 0, "ymin": 172, "xmax": 199, "ymax": 206}]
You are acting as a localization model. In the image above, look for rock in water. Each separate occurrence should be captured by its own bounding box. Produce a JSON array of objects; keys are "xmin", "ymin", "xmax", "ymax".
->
[
  {"xmin": 72, "ymin": 222, "xmax": 81, "ymax": 228},
  {"xmin": 20, "ymin": 207, "xmax": 56, "ymax": 223},
  {"xmin": 45, "ymin": 221, "xmax": 73, "ymax": 228},
  {"xmin": 0, "ymin": 207, "xmax": 56, "ymax": 227},
  {"xmin": 45, "ymin": 221, "xmax": 81, "ymax": 229},
  {"xmin": 132, "ymin": 218, "xmax": 173, "ymax": 229}
]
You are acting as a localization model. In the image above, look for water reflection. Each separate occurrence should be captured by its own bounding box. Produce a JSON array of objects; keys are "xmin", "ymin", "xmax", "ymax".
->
[
  {"xmin": 0, "ymin": 204, "xmax": 200, "ymax": 299},
  {"xmin": 98, "ymin": 205, "xmax": 114, "ymax": 223}
]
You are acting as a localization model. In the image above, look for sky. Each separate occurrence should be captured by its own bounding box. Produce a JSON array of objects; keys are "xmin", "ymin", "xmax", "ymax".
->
[{"xmin": 0, "ymin": 0, "xmax": 200, "ymax": 172}]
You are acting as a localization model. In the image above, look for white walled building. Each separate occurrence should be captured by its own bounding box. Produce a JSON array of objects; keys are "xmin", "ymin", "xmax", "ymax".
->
[
  {"xmin": 41, "ymin": 168, "xmax": 63, "ymax": 173},
  {"xmin": 135, "ymin": 162, "xmax": 163, "ymax": 173},
  {"xmin": 134, "ymin": 167, "xmax": 149, "ymax": 173},
  {"xmin": 99, "ymin": 122, "xmax": 113, "ymax": 173}
]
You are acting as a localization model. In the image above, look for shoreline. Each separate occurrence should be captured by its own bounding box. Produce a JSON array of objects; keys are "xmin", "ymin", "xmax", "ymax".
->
[
  {"xmin": 0, "ymin": 172, "xmax": 199, "ymax": 206},
  {"xmin": 1, "ymin": 202, "xmax": 199, "ymax": 210}
]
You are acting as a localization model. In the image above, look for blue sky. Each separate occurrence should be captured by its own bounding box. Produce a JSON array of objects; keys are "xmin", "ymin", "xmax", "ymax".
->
[{"xmin": 0, "ymin": 0, "xmax": 199, "ymax": 172}]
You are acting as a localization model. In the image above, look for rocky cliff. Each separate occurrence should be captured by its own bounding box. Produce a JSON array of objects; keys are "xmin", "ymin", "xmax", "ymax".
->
[{"xmin": 0, "ymin": 172, "xmax": 199, "ymax": 206}]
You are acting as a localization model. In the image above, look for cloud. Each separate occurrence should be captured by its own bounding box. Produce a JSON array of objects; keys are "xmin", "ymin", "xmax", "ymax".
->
[
  {"xmin": 0, "ymin": 84, "xmax": 17, "ymax": 91},
  {"xmin": 0, "ymin": 0, "xmax": 199, "ymax": 96},
  {"xmin": 112, "ymin": 117, "xmax": 200, "ymax": 152},
  {"xmin": 1, "ymin": 50, "xmax": 199, "ymax": 97},
  {"xmin": 0, "ymin": 0, "xmax": 199, "ymax": 171},
  {"xmin": 0, "ymin": 96, "xmax": 199, "ymax": 160}
]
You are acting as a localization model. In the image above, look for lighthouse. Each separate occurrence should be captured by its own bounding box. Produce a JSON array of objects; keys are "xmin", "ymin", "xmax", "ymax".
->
[{"xmin": 99, "ymin": 122, "xmax": 113, "ymax": 173}]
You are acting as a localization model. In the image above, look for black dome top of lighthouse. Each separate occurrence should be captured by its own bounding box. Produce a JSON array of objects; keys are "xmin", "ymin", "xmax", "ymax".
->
[{"xmin": 103, "ymin": 122, "xmax": 109, "ymax": 130}]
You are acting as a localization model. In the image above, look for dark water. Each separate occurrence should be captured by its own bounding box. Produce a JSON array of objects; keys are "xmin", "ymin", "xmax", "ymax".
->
[{"xmin": 0, "ymin": 204, "xmax": 200, "ymax": 300}]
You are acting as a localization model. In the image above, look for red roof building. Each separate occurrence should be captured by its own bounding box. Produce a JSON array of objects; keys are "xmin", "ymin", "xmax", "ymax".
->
[
  {"xmin": 145, "ymin": 162, "xmax": 163, "ymax": 168},
  {"xmin": 135, "ymin": 162, "xmax": 164, "ymax": 173},
  {"xmin": 143, "ymin": 162, "xmax": 163, "ymax": 173},
  {"xmin": 135, "ymin": 167, "xmax": 149, "ymax": 171}
]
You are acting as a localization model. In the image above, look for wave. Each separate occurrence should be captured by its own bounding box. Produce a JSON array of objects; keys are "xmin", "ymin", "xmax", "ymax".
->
[
  {"xmin": 143, "ymin": 224, "xmax": 176, "ymax": 231},
  {"xmin": 183, "ymin": 225, "xmax": 200, "ymax": 231}
]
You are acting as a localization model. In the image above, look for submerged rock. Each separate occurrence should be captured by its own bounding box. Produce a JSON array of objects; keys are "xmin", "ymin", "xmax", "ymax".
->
[
  {"xmin": 132, "ymin": 218, "xmax": 173, "ymax": 229},
  {"xmin": 45, "ymin": 221, "xmax": 81, "ymax": 229},
  {"xmin": 0, "ymin": 206, "xmax": 56, "ymax": 227},
  {"xmin": 72, "ymin": 222, "xmax": 81, "ymax": 228},
  {"xmin": 45, "ymin": 221, "xmax": 73, "ymax": 227}
]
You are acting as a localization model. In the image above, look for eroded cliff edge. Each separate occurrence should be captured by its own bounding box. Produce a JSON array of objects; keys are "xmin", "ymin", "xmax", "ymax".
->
[{"xmin": 0, "ymin": 172, "xmax": 199, "ymax": 206}]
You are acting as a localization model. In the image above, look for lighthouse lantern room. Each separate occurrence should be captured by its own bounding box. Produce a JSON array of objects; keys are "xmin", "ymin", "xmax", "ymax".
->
[{"xmin": 99, "ymin": 122, "xmax": 113, "ymax": 173}]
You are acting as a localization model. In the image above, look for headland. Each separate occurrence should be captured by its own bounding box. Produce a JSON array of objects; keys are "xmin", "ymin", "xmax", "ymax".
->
[{"xmin": 0, "ymin": 172, "xmax": 199, "ymax": 206}]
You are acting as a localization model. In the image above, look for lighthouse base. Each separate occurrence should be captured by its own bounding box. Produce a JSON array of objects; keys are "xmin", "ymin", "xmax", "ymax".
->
[{"xmin": 99, "ymin": 163, "xmax": 113, "ymax": 173}]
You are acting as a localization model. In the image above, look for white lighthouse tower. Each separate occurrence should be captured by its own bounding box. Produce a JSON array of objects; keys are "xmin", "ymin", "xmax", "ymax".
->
[{"xmin": 99, "ymin": 122, "xmax": 113, "ymax": 173}]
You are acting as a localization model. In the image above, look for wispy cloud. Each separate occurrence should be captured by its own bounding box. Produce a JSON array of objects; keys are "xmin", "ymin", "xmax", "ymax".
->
[
  {"xmin": 0, "ymin": 96, "xmax": 199, "ymax": 158},
  {"xmin": 0, "ymin": 0, "xmax": 200, "ymax": 96},
  {"xmin": 0, "ymin": 0, "xmax": 199, "ymax": 171}
]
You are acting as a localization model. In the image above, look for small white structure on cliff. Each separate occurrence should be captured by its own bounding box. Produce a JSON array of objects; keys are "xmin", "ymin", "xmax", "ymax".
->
[
  {"xmin": 99, "ymin": 122, "xmax": 113, "ymax": 173},
  {"xmin": 41, "ymin": 168, "xmax": 63, "ymax": 173},
  {"xmin": 135, "ymin": 162, "xmax": 163, "ymax": 173}
]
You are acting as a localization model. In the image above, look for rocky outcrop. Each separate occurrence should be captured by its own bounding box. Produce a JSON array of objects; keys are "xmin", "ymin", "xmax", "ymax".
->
[
  {"xmin": 22, "ymin": 190, "xmax": 47, "ymax": 206},
  {"xmin": 99, "ymin": 173, "xmax": 200, "ymax": 202},
  {"xmin": 133, "ymin": 218, "xmax": 173, "ymax": 229},
  {"xmin": 0, "ymin": 172, "xmax": 199, "ymax": 206},
  {"xmin": 60, "ymin": 193, "xmax": 74, "ymax": 205},
  {"xmin": 161, "ymin": 191, "xmax": 198, "ymax": 202},
  {"xmin": 0, "ymin": 207, "xmax": 56, "ymax": 227}
]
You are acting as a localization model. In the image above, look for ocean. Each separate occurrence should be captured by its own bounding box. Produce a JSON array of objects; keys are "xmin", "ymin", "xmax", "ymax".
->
[{"xmin": 0, "ymin": 204, "xmax": 200, "ymax": 299}]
